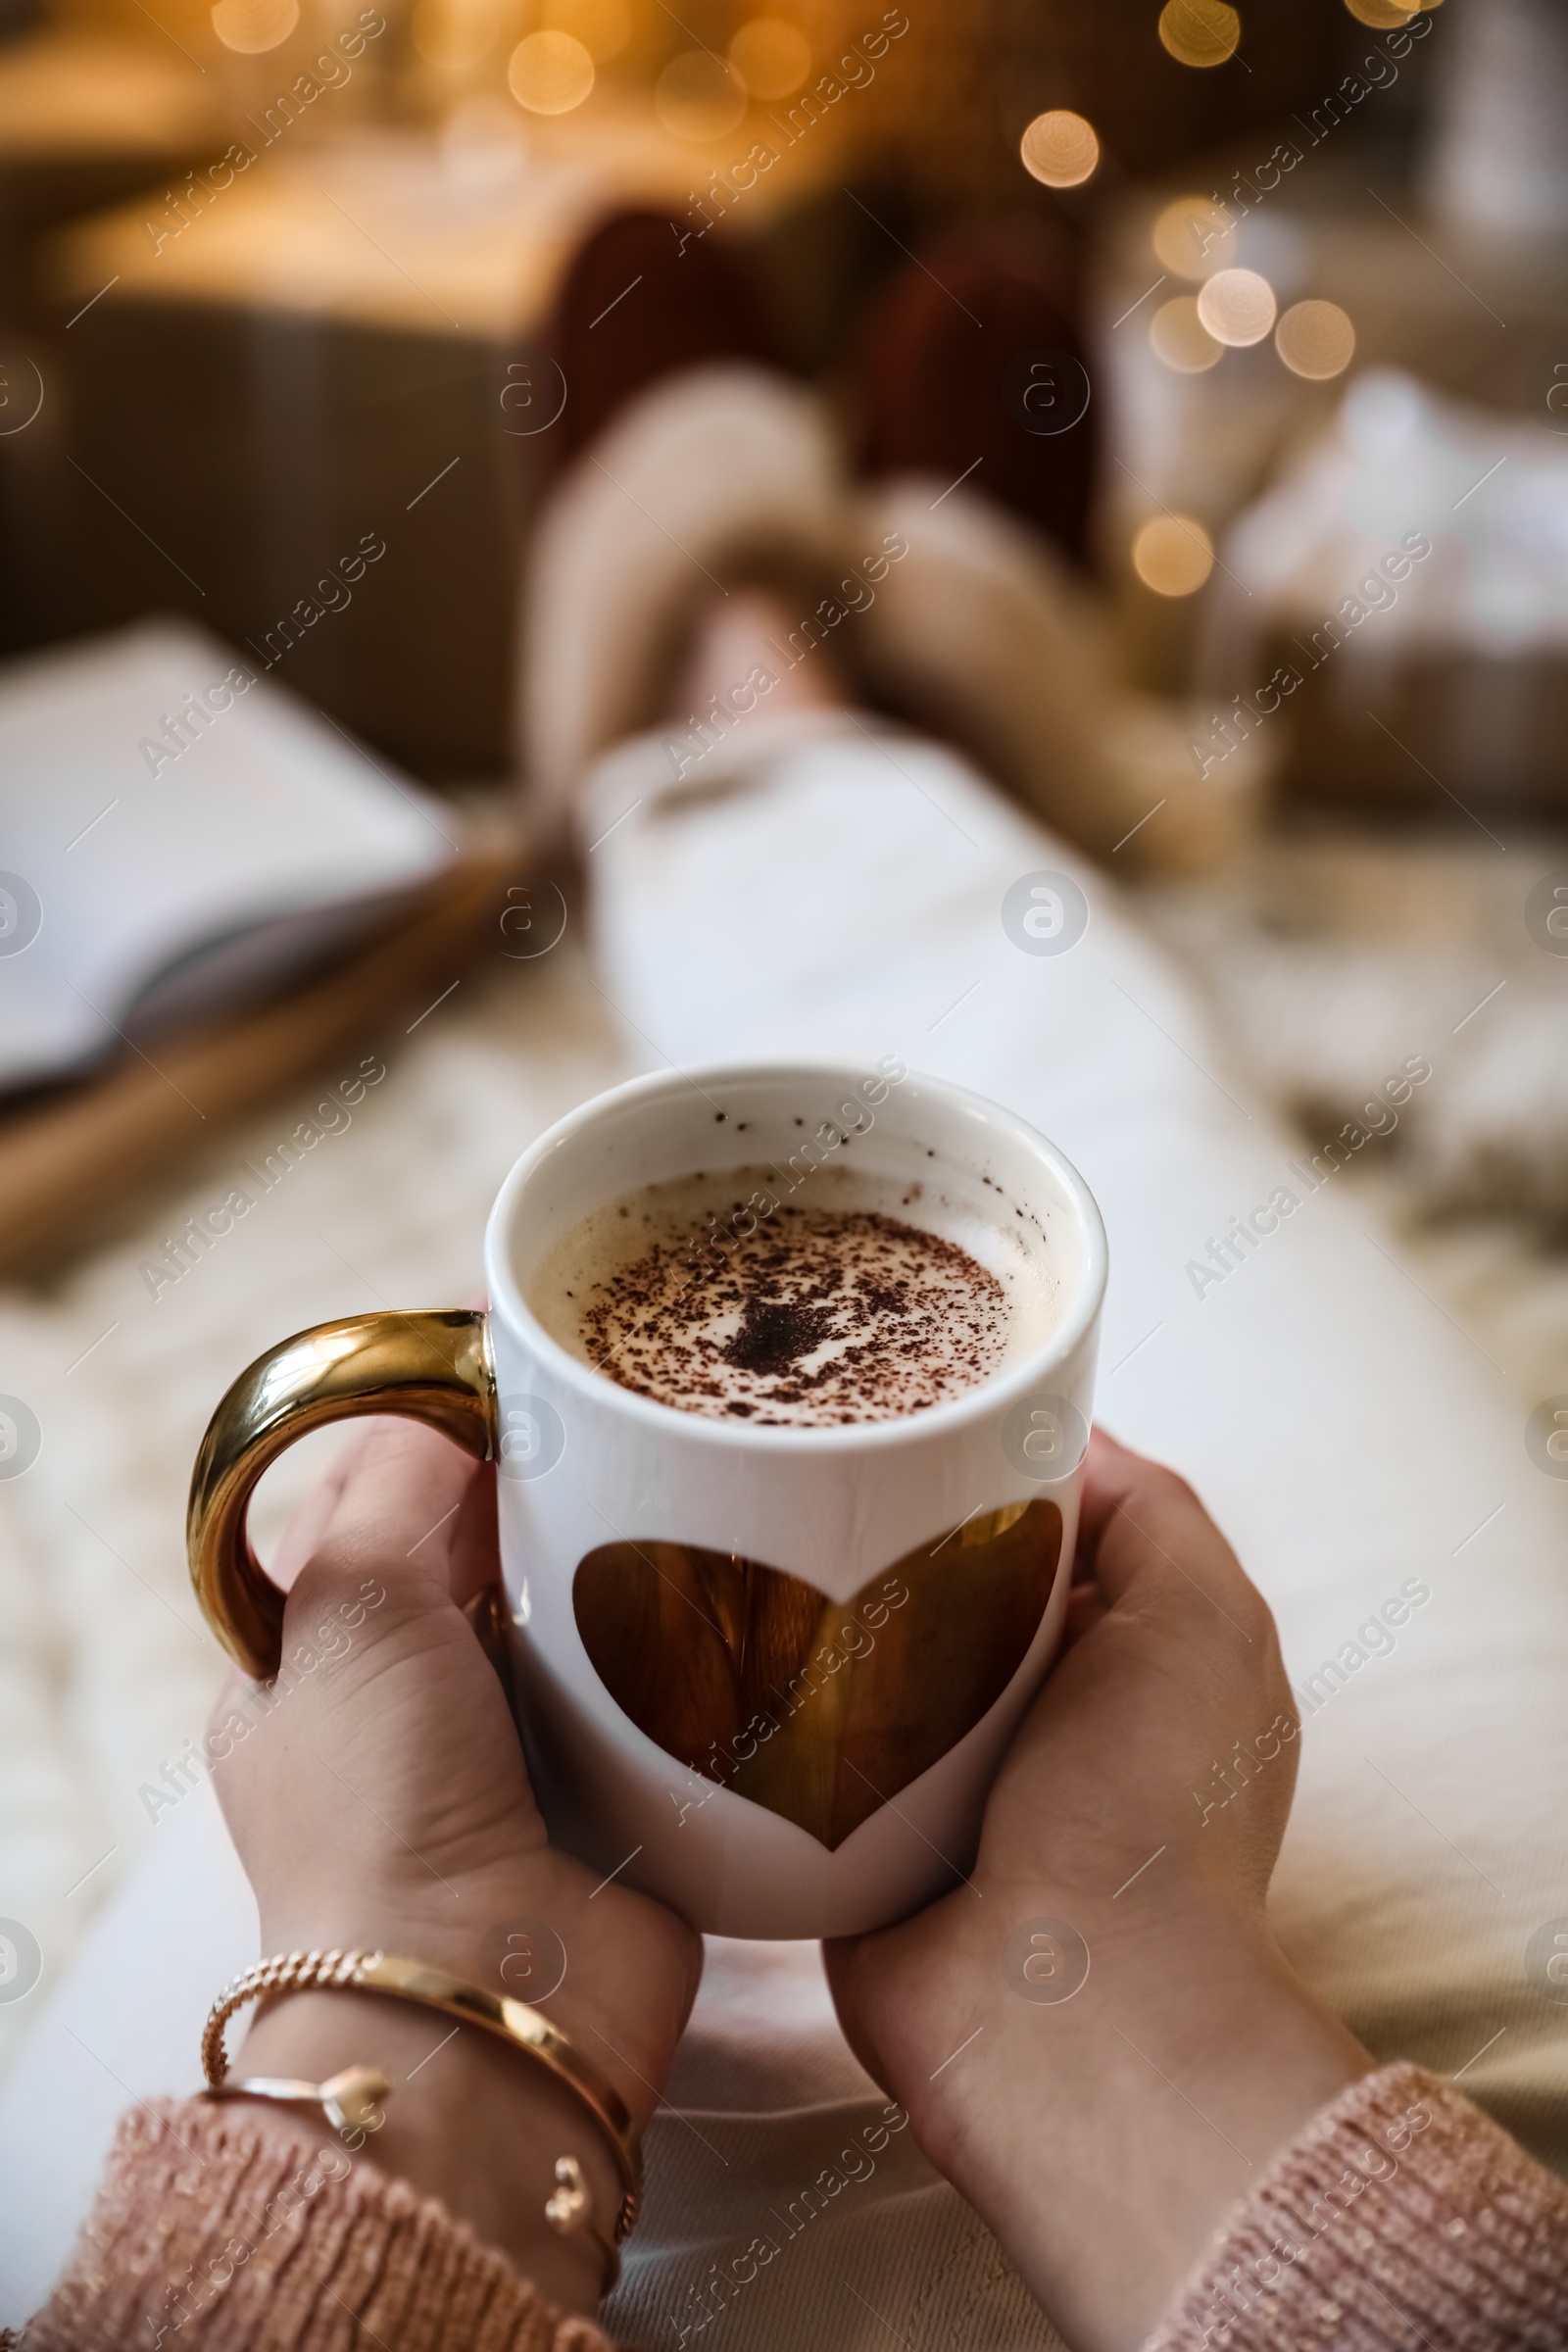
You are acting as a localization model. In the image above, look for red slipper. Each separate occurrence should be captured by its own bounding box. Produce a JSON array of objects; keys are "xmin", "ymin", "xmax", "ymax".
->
[
  {"xmin": 850, "ymin": 220, "xmax": 1098, "ymax": 568},
  {"xmin": 540, "ymin": 208, "xmax": 783, "ymax": 476}
]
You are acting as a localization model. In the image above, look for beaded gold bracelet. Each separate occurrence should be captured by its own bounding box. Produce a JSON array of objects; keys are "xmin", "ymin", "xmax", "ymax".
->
[{"xmin": 201, "ymin": 1947, "xmax": 642, "ymax": 2278}]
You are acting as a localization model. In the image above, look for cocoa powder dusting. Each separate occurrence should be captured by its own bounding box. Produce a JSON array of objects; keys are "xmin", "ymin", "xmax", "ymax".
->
[{"xmin": 577, "ymin": 1202, "xmax": 1009, "ymax": 1426}]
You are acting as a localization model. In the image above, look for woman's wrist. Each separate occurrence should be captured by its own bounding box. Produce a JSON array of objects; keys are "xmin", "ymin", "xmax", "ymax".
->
[
  {"xmin": 251, "ymin": 1874, "xmax": 673, "ymax": 2133},
  {"xmin": 897, "ymin": 1895, "xmax": 1370, "ymax": 2352},
  {"xmin": 234, "ymin": 1976, "xmax": 623, "ymax": 2311}
]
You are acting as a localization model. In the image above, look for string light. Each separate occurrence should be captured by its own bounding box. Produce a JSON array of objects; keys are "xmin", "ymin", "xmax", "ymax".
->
[
  {"xmin": 508, "ymin": 28, "xmax": 594, "ymax": 112},
  {"xmin": 1152, "ymin": 195, "xmax": 1236, "ymax": 280},
  {"xmin": 1157, "ymin": 0, "xmax": 1241, "ymax": 69},
  {"xmin": 729, "ymin": 17, "xmax": 810, "ymax": 100},
  {"xmin": 1151, "ymin": 296, "xmax": 1223, "ymax": 373},
  {"xmin": 211, "ymin": 0, "xmax": 297, "ymax": 52},
  {"xmin": 1019, "ymin": 110, "xmax": 1101, "ymax": 189},
  {"xmin": 1275, "ymin": 300, "xmax": 1356, "ymax": 379},
  {"xmin": 1197, "ymin": 267, "xmax": 1276, "ymax": 347},
  {"xmin": 1132, "ymin": 516, "xmax": 1215, "ymax": 597}
]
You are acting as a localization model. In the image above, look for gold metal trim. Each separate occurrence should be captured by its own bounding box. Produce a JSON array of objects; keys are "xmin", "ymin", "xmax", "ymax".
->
[{"xmin": 187, "ymin": 1310, "xmax": 496, "ymax": 1680}]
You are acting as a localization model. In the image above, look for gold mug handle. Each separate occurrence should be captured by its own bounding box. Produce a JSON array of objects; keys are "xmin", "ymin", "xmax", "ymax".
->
[{"xmin": 187, "ymin": 1310, "xmax": 497, "ymax": 1680}]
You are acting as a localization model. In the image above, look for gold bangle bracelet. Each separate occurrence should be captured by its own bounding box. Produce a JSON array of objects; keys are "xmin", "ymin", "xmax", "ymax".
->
[
  {"xmin": 202, "ymin": 2064, "xmax": 390, "ymax": 2137},
  {"xmin": 202, "ymin": 1947, "xmax": 642, "ymax": 2241}
]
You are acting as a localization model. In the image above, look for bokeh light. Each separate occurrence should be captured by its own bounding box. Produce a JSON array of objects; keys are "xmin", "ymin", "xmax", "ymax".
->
[
  {"xmin": 211, "ymin": 0, "xmax": 298, "ymax": 53},
  {"xmin": 1275, "ymin": 299, "xmax": 1356, "ymax": 380},
  {"xmin": 1343, "ymin": 0, "xmax": 1418, "ymax": 24},
  {"xmin": 1132, "ymin": 515, "xmax": 1215, "ymax": 597},
  {"xmin": 1157, "ymin": 0, "xmax": 1241, "ymax": 69},
  {"xmin": 1197, "ymin": 267, "xmax": 1277, "ymax": 348},
  {"xmin": 655, "ymin": 49, "xmax": 748, "ymax": 139},
  {"xmin": 1151, "ymin": 295, "xmax": 1223, "ymax": 373},
  {"xmin": 508, "ymin": 28, "xmax": 595, "ymax": 112},
  {"xmin": 413, "ymin": 0, "xmax": 501, "ymax": 72},
  {"xmin": 729, "ymin": 16, "xmax": 810, "ymax": 100},
  {"xmin": 543, "ymin": 0, "xmax": 632, "ymax": 61},
  {"xmin": 1019, "ymin": 110, "xmax": 1101, "ymax": 189},
  {"xmin": 1152, "ymin": 194, "xmax": 1236, "ymax": 280}
]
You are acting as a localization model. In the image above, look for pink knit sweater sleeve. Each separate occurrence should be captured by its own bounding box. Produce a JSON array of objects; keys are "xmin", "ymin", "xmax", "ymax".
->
[
  {"xmin": 8, "ymin": 2096, "xmax": 614, "ymax": 2351},
  {"xmin": 1144, "ymin": 2061, "xmax": 1568, "ymax": 2350},
  {"xmin": 10, "ymin": 2065, "xmax": 1567, "ymax": 2349}
]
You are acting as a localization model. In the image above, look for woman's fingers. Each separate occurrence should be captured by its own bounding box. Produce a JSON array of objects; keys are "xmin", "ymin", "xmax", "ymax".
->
[
  {"xmin": 286, "ymin": 1418, "xmax": 492, "ymax": 1634},
  {"xmin": 208, "ymin": 1662, "xmax": 259, "ymax": 1740},
  {"xmin": 1056, "ymin": 1580, "xmax": 1109, "ymax": 1654},
  {"xmin": 1075, "ymin": 1428, "xmax": 1270, "ymax": 1635},
  {"xmin": 1074, "ymin": 1427, "xmax": 1175, "ymax": 1567},
  {"xmin": 268, "ymin": 1420, "xmax": 392, "ymax": 1592},
  {"xmin": 447, "ymin": 1458, "xmax": 501, "ymax": 1607}
]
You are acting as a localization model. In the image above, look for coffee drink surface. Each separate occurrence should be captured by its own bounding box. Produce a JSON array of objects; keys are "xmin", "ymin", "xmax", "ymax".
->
[{"xmin": 529, "ymin": 1162, "xmax": 1059, "ymax": 1426}]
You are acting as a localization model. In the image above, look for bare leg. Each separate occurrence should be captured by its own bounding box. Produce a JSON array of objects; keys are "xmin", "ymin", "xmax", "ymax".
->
[{"xmin": 669, "ymin": 587, "xmax": 850, "ymax": 729}]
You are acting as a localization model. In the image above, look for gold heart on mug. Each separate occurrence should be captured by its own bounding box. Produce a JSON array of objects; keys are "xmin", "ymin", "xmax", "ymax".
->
[{"xmin": 572, "ymin": 1499, "xmax": 1062, "ymax": 1850}]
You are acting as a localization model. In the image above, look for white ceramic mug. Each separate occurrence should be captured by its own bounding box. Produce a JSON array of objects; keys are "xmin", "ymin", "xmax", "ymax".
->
[{"xmin": 189, "ymin": 1059, "xmax": 1108, "ymax": 1937}]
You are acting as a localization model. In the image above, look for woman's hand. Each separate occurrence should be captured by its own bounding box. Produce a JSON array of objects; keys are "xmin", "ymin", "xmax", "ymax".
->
[
  {"xmin": 212, "ymin": 1418, "xmax": 702, "ymax": 2305},
  {"xmin": 825, "ymin": 1431, "xmax": 1369, "ymax": 2352}
]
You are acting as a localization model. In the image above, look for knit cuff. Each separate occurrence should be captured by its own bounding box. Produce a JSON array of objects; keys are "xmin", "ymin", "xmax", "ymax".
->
[
  {"xmin": 24, "ymin": 2097, "xmax": 612, "ymax": 2352},
  {"xmin": 1145, "ymin": 2061, "xmax": 1568, "ymax": 2352}
]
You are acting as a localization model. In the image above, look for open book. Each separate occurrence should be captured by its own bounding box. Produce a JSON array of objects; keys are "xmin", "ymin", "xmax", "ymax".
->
[{"xmin": 0, "ymin": 618, "xmax": 460, "ymax": 1095}]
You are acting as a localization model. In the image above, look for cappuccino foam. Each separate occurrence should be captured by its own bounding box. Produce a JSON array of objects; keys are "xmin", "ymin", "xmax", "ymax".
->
[{"xmin": 529, "ymin": 1161, "xmax": 1057, "ymax": 1426}]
